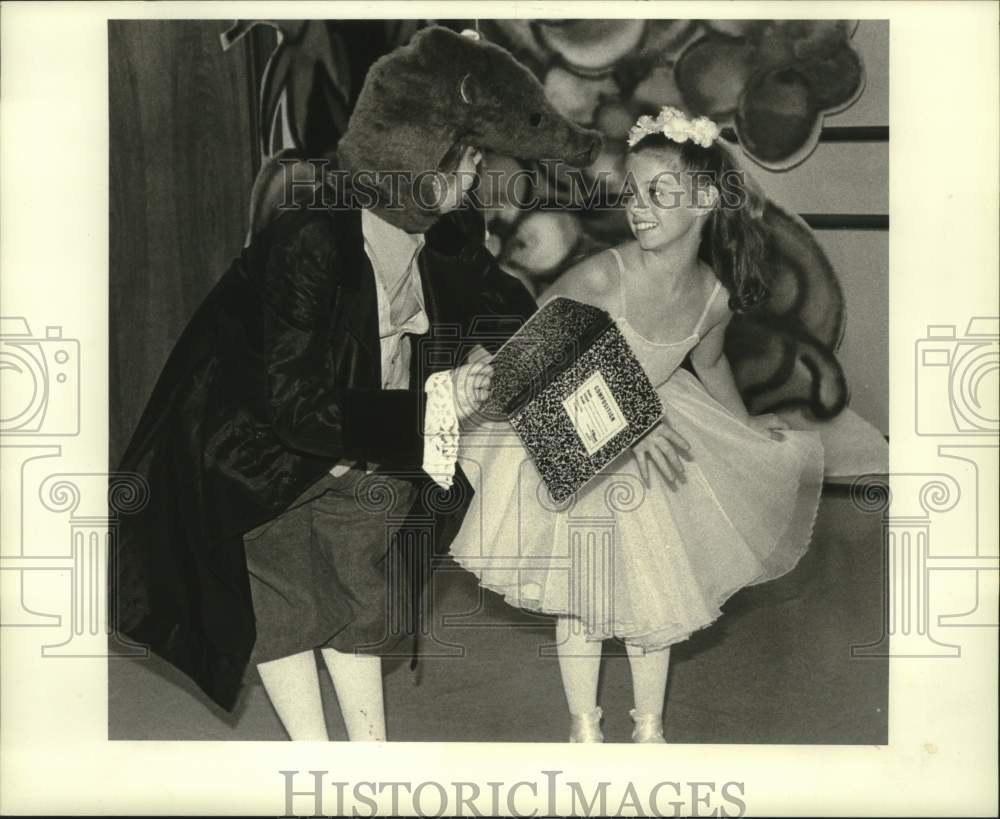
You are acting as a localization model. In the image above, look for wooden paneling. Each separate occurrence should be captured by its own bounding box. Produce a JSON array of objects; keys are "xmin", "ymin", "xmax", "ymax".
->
[{"xmin": 109, "ymin": 20, "xmax": 258, "ymax": 466}]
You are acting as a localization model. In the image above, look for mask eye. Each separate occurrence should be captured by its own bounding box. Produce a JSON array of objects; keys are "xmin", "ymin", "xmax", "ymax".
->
[{"xmin": 529, "ymin": 112, "xmax": 544, "ymax": 127}]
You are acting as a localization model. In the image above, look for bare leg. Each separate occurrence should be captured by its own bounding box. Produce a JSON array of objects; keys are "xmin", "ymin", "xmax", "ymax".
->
[
  {"xmin": 320, "ymin": 648, "xmax": 386, "ymax": 741},
  {"xmin": 555, "ymin": 615, "xmax": 604, "ymax": 741},
  {"xmin": 257, "ymin": 650, "xmax": 329, "ymax": 741},
  {"xmin": 625, "ymin": 643, "xmax": 670, "ymax": 742}
]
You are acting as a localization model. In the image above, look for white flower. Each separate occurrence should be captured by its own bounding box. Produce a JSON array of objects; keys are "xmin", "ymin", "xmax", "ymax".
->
[
  {"xmin": 661, "ymin": 115, "xmax": 691, "ymax": 143},
  {"xmin": 626, "ymin": 114, "xmax": 656, "ymax": 146},
  {"xmin": 688, "ymin": 117, "xmax": 721, "ymax": 148},
  {"xmin": 657, "ymin": 106, "xmax": 686, "ymax": 122},
  {"xmin": 625, "ymin": 106, "xmax": 721, "ymax": 149}
]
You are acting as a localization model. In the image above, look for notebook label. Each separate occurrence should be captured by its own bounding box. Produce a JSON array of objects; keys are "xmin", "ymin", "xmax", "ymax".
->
[{"xmin": 562, "ymin": 371, "xmax": 628, "ymax": 455}]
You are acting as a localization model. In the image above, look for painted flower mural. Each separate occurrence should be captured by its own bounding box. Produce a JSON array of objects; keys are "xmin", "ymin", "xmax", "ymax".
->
[
  {"xmin": 482, "ymin": 19, "xmax": 864, "ymax": 169},
  {"xmin": 224, "ymin": 18, "xmax": 867, "ymax": 422},
  {"xmin": 677, "ymin": 20, "xmax": 865, "ymax": 167},
  {"xmin": 477, "ymin": 19, "xmax": 862, "ymax": 420}
]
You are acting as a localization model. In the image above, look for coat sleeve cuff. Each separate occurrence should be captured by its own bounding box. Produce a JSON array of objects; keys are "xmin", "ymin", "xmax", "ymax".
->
[{"xmin": 422, "ymin": 370, "xmax": 459, "ymax": 489}]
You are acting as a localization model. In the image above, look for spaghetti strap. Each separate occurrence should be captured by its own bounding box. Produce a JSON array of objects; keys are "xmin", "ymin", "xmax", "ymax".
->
[
  {"xmin": 692, "ymin": 280, "xmax": 723, "ymax": 338},
  {"xmin": 607, "ymin": 247, "xmax": 627, "ymax": 318}
]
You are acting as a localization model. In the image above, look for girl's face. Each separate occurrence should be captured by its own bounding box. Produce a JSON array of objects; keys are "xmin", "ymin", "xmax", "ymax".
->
[
  {"xmin": 624, "ymin": 150, "xmax": 712, "ymax": 251},
  {"xmin": 436, "ymin": 146, "xmax": 484, "ymax": 213}
]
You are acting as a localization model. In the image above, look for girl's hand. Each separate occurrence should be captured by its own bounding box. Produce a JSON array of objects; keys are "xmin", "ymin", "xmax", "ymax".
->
[
  {"xmin": 747, "ymin": 412, "xmax": 788, "ymax": 442},
  {"xmin": 632, "ymin": 421, "xmax": 692, "ymax": 489}
]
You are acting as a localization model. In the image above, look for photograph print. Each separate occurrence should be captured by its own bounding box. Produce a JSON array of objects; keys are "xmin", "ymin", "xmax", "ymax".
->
[{"xmin": 107, "ymin": 16, "xmax": 891, "ymax": 745}]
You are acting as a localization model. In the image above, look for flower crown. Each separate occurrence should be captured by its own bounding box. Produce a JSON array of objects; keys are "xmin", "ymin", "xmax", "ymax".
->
[{"xmin": 626, "ymin": 106, "xmax": 721, "ymax": 149}]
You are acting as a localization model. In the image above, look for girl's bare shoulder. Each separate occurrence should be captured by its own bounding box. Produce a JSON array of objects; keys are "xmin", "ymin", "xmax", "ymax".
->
[{"xmin": 542, "ymin": 245, "xmax": 626, "ymax": 314}]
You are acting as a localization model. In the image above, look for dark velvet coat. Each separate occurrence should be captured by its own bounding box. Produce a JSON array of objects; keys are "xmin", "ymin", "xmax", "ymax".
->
[{"xmin": 111, "ymin": 201, "xmax": 535, "ymax": 710}]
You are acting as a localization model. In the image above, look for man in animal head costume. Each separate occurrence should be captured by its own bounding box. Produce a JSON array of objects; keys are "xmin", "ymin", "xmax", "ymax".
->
[
  {"xmin": 337, "ymin": 25, "xmax": 600, "ymax": 232},
  {"xmin": 112, "ymin": 25, "xmax": 601, "ymax": 739}
]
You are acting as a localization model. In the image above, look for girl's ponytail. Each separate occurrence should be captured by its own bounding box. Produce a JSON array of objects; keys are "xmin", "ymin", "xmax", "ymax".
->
[{"xmin": 702, "ymin": 148, "xmax": 770, "ymax": 313}]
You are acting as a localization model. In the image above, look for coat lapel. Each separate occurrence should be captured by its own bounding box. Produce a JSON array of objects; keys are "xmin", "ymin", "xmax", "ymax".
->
[
  {"xmin": 331, "ymin": 208, "xmax": 380, "ymax": 373},
  {"xmin": 416, "ymin": 248, "xmax": 441, "ymax": 327},
  {"xmin": 334, "ymin": 208, "xmax": 477, "ymax": 383}
]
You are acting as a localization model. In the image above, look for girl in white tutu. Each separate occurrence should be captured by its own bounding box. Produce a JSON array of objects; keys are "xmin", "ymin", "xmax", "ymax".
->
[{"xmin": 449, "ymin": 107, "xmax": 824, "ymax": 742}]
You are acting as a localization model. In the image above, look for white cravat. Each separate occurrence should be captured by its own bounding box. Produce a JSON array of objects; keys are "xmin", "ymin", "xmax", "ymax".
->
[{"xmin": 361, "ymin": 207, "xmax": 430, "ymax": 390}]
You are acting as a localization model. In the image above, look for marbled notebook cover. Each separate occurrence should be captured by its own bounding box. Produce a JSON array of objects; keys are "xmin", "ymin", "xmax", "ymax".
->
[
  {"xmin": 487, "ymin": 297, "xmax": 663, "ymax": 502},
  {"xmin": 482, "ymin": 297, "xmax": 610, "ymax": 418}
]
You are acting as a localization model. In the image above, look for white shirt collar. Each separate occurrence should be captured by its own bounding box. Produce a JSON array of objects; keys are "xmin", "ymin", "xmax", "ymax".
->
[
  {"xmin": 360, "ymin": 208, "xmax": 429, "ymax": 341},
  {"xmin": 361, "ymin": 208, "xmax": 425, "ymax": 275}
]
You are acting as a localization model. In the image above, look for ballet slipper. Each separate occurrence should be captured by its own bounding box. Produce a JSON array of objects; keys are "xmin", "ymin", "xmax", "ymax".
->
[
  {"xmin": 629, "ymin": 708, "xmax": 666, "ymax": 743},
  {"xmin": 569, "ymin": 706, "xmax": 604, "ymax": 743}
]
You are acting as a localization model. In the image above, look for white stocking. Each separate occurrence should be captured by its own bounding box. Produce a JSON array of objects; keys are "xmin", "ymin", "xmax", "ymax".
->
[
  {"xmin": 626, "ymin": 643, "xmax": 671, "ymax": 717},
  {"xmin": 555, "ymin": 615, "xmax": 603, "ymax": 715},
  {"xmin": 320, "ymin": 648, "xmax": 386, "ymax": 741},
  {"xmin": 257, "ymin": 650, "xmax": 328, "ymax": 741}
]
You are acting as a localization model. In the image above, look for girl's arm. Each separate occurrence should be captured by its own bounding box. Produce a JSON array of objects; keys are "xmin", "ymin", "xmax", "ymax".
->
[{"xmin": 689, "ymin": 308, "xmax": 752, "ymax": 424}]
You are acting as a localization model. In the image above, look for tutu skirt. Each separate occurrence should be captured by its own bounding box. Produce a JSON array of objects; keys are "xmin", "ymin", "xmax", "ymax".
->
[{"xmin": 449, "ymin": 367, "xmax": 824, "ymax": 648}]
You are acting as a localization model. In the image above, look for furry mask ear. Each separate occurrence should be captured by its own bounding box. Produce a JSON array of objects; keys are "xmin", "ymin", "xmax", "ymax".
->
[{"xmin": 459, "ymin": 72, "xmax": 479, "ymax": 105}]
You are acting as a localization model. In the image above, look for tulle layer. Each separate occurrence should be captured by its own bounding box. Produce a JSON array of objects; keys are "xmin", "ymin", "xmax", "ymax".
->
[{"xmin": 449, "ymin": 368, "xmax": 824, "ymax": 648}]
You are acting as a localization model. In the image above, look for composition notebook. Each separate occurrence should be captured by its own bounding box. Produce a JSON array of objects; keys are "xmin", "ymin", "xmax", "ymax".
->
[{"xmin": 483, "ymin": 297, "xmax": 664, "ymax": 503}]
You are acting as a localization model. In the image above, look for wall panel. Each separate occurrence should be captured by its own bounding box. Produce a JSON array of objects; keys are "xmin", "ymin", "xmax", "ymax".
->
[{"xmin": 109, "ymin": 20, "xmax": 257, "ymax": 466}]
